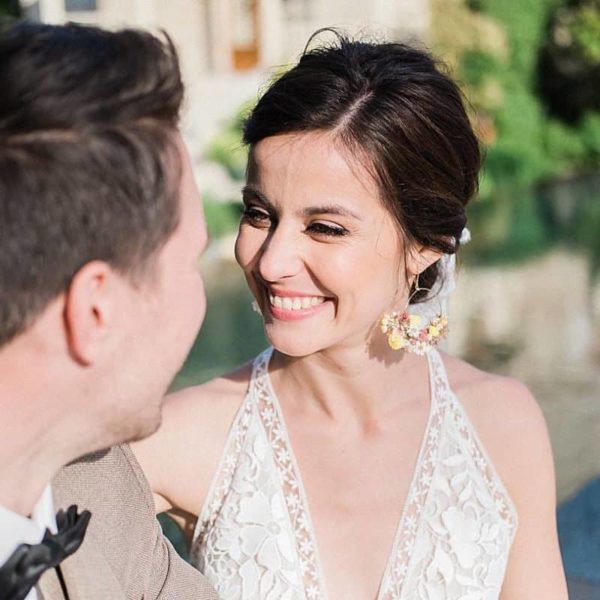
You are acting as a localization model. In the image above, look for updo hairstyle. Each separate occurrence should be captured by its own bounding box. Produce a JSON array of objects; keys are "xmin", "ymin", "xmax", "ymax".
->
[{"xmin": 243, "ymin": 31, "xmax": 481, "ymax": 303}]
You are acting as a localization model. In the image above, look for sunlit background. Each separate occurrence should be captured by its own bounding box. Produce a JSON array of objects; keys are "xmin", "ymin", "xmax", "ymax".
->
[{"xmin": 3, "ymin": 0, "xmax": 599, "ymax": 596}]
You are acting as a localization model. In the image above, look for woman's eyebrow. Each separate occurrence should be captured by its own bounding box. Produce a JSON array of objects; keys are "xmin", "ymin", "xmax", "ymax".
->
[
  {"xmin": 241, "ymin": 185, "xmax": 273, "ymax": 208},
  {"xmin": 302, "ymin": 204, "xmax": 362, "ymax": 220},
  {"xmin": 242, "ymin": 186, "xmax": 361, "ymax": 220}
]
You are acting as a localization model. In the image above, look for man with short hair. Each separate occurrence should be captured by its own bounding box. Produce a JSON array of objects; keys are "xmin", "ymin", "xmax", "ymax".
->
[{"xmin": 0, "ymin": 22, "xmax": 217, "ymax": 599}]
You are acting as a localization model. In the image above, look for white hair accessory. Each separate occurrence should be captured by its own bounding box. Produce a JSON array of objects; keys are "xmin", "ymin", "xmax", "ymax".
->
[{"xmin": 410, "ymin": 227, "xmax": 470, "ymax": 324}]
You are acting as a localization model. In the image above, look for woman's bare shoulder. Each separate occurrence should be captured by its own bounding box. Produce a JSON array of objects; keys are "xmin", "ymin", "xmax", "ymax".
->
[
  {"xmin": 166, "ymin": 361, "xmax": 254, "ymax": 424},
  {"xmin": 440, "ymin": 352, "xmax": 545, "ymax": 430},
  {"xmin": 132, "ymin": 360, "xmax": 254, "ymax": 515},
  {"xmin": 439, "ymin": 352, "xmax": 554, "ymax": 508}
]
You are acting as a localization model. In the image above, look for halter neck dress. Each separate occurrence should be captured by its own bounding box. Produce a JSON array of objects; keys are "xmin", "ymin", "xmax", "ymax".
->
[{"xmin": 190, "ymin": 348, "xmax": 518, "ymax": 600}]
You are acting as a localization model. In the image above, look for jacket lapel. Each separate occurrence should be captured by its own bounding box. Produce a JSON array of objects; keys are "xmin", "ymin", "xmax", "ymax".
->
[{"xmin": 37, "ymin": 486, "xmax": 126, "ymax": 599}]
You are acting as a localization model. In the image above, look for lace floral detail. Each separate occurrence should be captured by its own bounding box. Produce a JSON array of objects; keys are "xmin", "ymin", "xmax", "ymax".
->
[
  {"xmin": 191, "ymin": 349, "xmax": 322, "ymax": 600},
  {"xmin": 191, "ymin": 348, "xmax": 518, "ymax": 600},
  {"xmin": 191, "ymin": 374, "xmax": 255, "ymax": 557},
  {"xmin": 448, "ymin": 389, "xmax": 519, "ymax": 539},
  {"xmin": 378, "ymin": 349, "xmax": 449, "ymax": 599},
  {"xmin": 254, "ymin": 349, "xmax": 328, "ymax": 599},
  {"xmin": 383, "ymin": 350, "xmax": 518, "ymax": 600}
]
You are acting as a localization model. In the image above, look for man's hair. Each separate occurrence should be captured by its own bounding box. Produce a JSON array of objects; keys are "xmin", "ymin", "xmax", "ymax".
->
[{"xmin": 0, "ymin": 22, "xmax": 184, "ymax": 346}]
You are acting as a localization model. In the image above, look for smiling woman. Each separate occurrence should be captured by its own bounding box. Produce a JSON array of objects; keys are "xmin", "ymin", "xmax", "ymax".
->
[
  {"xmin": 132, "ymin": 31, "xmax": 568, "ymax": 600},
  {"xmin": 235, "ymin": 132, "xmax": 408, "ymax": 358}
]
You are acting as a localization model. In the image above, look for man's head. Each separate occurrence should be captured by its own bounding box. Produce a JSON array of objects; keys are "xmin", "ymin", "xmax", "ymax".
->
[{"xmin": 0, "ymin": 23, "xmax": 207, "ymax": 449}]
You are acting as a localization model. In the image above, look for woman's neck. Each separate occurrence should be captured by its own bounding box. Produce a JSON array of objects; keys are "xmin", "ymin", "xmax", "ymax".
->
[{"xmin": 270, "ymin": 342, "xmax": 430, "ymax": 428}]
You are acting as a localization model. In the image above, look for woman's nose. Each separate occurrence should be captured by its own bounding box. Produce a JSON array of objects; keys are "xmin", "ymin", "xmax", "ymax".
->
[{"xmin": 256, "ymin": 225, "xmax": 304, "ymax": 283}]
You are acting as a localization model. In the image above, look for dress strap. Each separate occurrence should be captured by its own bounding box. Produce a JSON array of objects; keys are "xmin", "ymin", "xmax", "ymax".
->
[
  {"xmin": 379, "ymin": 349, "xmax": 451, "ymax": 599},
  {"xmin": 191, "ymin": 348, "xmax": 272, "ymax": 556},
  {"xmin": 251, "ymin": 346, "xmax": 330, "ymax": 599},
  {"xmin": 429, "ymin": 349, "xmax": 519, "ymax": 540},
  {"xmin": 426, "ymin": 349, "xmax": 453, "ymax": 412},
  {"xmin": 248, "ymin": 346, "xmax": 274, "ymax": 396}
]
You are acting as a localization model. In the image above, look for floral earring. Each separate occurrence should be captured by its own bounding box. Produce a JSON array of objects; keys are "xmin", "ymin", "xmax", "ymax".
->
[{"xmin": 380, "ymin": 273, "xmax": 448, "ymax": 355}]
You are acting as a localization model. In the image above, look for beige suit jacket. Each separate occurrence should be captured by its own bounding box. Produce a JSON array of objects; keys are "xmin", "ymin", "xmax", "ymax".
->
[{"xmin": 38, "ymin": 444, "xmax": 218, "ymax": 600}]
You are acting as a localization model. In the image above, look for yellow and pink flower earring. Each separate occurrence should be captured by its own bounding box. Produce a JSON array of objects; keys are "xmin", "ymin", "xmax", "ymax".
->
[{"xmin": 380, "ymin": 274, "xmax": 449, "ymax": 355}]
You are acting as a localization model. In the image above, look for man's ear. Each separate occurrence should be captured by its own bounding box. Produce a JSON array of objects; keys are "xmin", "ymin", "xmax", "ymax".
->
[
  {"xmin": 405, "ymin": 245, "xmax": 444, "ymax": 279},
  {"xmin": 63, "ymin": 261, "xmax": 114, "ymax": 365}
]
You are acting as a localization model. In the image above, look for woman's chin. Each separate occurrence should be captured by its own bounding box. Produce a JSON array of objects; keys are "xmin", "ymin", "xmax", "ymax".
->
[{"xmin": 264, "ymin": 330, "xmax": 323, "ymax": 358}]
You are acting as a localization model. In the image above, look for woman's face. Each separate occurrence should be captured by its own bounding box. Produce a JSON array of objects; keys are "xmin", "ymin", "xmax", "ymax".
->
[{"xmin": 235, "ymin": 132, "xmax": 409, "ymax": 357}]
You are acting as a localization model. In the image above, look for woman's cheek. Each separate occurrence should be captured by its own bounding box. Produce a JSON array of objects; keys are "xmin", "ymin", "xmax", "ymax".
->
[{"xmin": 234, "ymin": 227, "xmax": 257, "ymax": 271}]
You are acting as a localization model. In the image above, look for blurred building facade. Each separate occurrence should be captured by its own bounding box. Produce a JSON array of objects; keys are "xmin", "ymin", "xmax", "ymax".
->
[{"xmin": 19, "ymin": 0, "xmax": 430, "ymax": 147}]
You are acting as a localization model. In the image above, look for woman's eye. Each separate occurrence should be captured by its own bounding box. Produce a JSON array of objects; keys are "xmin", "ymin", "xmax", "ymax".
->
[
  {"xmin": 307, "ymin": 222, "xmax": 349, "ymax": 237},
  {"xmin": 241, "ymin": 206, "xmax": 271, "ymax": 227}
]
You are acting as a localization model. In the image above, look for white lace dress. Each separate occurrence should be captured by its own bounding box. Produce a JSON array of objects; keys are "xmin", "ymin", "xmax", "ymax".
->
[{"xmin": 190, "ymin": 348, "xmax": 518, "ymax": 600}]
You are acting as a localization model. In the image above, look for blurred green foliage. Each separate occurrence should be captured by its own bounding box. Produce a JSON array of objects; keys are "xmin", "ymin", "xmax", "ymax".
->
[
  {"xmin": 0, "ymin": 0, "xmax": 19, "ymax": 24},
  {"xmin": 204, "ymin": 103, "xmax": 251, "ymax": 181},
  {"xmin": 203, "ymin": 196, "xmax": 241, "ymax": 239},
  {"xmin": 202, "ymin": 1, "xmax": 600, "ymax": 270},
  {"xmin": 571, "ymin": 4, "xmax": 600, "ymax": 63},
  {"xmin": 431, "ymin": 0, "xmax": 600, "ymax": 269},
  {"xmin": 539, "ymin": 0, "xmax": 600, "ymax": 121},
  {"xmin": 202, "ymin": 104, "xmax": 252, "ymax": 237},
  {"xmin": 0, "ymin": 0, "xmax": 19, "ymax": 16}
]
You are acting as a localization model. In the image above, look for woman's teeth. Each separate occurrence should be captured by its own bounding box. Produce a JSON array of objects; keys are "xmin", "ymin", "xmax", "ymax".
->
[{"xmin": 269, "ymin": 294, "xmax": 325, "ymax": 311}]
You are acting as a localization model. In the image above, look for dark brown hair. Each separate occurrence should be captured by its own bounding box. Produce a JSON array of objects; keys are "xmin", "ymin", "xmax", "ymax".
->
[
  {"xmin": 243, "ymin": 31, "xmax": 480, "ymax": 302},
  {"xmin": 0, "ymin": 22, "xmax": 184, "ymax": 346}
]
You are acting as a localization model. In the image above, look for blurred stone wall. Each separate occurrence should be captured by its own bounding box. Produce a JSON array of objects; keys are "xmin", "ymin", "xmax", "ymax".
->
[{"xmin": 25, "ymin": 0, "xmax": 430, "ymax": 149}]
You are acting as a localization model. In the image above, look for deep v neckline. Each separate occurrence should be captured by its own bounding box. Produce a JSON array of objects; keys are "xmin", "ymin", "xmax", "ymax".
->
[{"xmin": 257, "ymin": 348, "xmax": 441, "ymax": 600}]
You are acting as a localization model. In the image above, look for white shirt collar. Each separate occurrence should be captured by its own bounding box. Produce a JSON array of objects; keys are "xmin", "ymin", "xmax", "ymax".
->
[{"xmin": 0, "ymin": 484, "xmax": 57, "ymax": 566}]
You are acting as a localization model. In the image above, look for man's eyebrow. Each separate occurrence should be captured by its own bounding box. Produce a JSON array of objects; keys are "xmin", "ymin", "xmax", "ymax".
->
[{"xmin": 303, "ymin": 204, "xmax": 362, "ymax": 220}]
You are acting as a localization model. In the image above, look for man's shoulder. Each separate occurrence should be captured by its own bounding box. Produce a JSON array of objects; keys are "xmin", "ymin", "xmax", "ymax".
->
[
  {"xmin": 53, "ymin": 444, "xmax": 152, "ymax": 511},
  {"xmin": 52, "ymin": 444, "xmax": 157, "ymax": 554},
  {"xmin": 51, "ymin": 445, "xmax": 219, "ymax": 599}
]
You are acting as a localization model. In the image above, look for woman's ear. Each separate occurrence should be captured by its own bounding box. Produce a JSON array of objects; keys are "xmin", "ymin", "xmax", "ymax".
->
[
  {"xmin": 63, "ymin": 261, "xmax": 113, "ymax": 365},
  {"xmin": 405, "ymin": 245, "xmax": 444, "ymax": 278}
]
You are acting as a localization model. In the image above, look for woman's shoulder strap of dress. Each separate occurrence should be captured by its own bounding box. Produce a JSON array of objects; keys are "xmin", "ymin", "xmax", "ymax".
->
[
  {"xmin": 426, "ymin": 348, "xmax": 455, "ymax": 410},
  {"xmin": 428, "ymin": 348, "xmax": 520, "ymax": 535},
  {"xmin": 191, "ymin": 348, "xmax": 272, "ymax": 551},
  {"xmin": 250, "ymin": 346, "xmax": 274, "ymax": 383}
]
